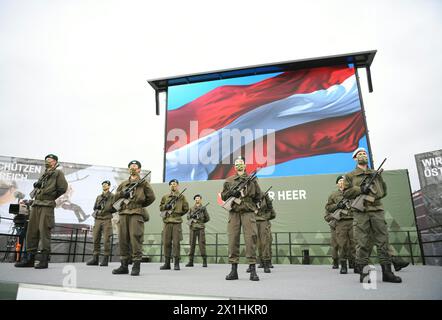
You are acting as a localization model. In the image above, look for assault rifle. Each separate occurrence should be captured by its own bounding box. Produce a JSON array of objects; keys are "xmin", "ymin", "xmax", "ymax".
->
[
  {"xmin": 160, "ymin": 188, "xmax": 187, "ymax": 218},
  {"xmin": 221, "ymin": 171, "xmax": 257, "ymax": 211},
  {"xmin": 186, "ymin": 202, "xmax": 210, "ymax": 226},
  {"xmin": 29, "ymin": 164, "xmax": 59, "ymax": 199},
  {"xmin": 92, "ymin": 187, "xmax": 115, "ymax": 219},
  {"xmin": 112, "ymin": 171, "xmax": 151, "ymax": 212},
  {"xmin": 351, "ymin": 158, "xmax": 387, "ymax": 212}
]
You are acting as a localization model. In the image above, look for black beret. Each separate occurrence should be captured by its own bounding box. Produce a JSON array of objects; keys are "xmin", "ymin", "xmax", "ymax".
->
[
  {"xmin": 336, "ymin": 175, "xmax": 344, "ymax": 184},
  {"xmin": 128, "ymin": 160, "xmax": 141, "ymax": 168},
  {"xmin": 45, "ymin": 154, "xmax": 58, "ymax": 161},
  {"xmin": 102, "ymin": 180, "xmax": 111, "ymax": 186},
  {"xmin": 193, "ymin": 194, "xmax": 202, "ymax": 200},
  {"xmin": 169, "ymin": 179, "xmax": 179, "ymax": 185}
]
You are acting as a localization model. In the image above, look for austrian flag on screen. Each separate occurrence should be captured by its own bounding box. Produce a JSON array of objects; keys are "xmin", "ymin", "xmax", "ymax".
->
[{"xmin": 165, "ymin": 65, "xmax": 370, "ymax": 182}]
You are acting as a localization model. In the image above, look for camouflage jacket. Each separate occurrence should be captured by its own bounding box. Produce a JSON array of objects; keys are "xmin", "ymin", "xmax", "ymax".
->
[
  {"xmin": 32, "ymin": 168, "xmax": 68, "ymax": 208},
  {"xmin": 187, "ymin": 204, "xmax": 210, "ymax": 230},
  {"xmin": 324, "ymin": 189, "xmax": 352, "ymax": 221},
  {"xmin": 160, "ymin": 191, "xmax": 189, "ymax": 224},
  {"xmin": 343, "ymin": 166, "xmax": 387, "ymax": 212},
  {"xmin": 114, "ymin": 175, "xmax": 156, "ymax": 215},
  {"xmin": 221, "ymin": 173, "xmax": 261, "ymax": 214},
  {"xmin": 93, "ymin": 191, "xmax": 115, "ymax": 219},
  {"xmin": 256, "ymin": 194, "xmax": 276, "ymax": 221}
]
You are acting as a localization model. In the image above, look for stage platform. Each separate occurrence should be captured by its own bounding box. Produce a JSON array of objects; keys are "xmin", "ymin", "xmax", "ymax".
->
[{"xmin": 0, "ymin": 263, "xmax": 441, "ymax": 300}]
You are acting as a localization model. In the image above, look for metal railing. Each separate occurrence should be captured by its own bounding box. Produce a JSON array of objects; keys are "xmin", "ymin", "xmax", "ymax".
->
[{"xmin": 0, "ymin": 228, "xmax": 425, "ymax": 264}]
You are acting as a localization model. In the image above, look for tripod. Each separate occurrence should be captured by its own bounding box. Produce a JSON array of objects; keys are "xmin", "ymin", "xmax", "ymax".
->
[{"xmin": 2, "ymin": 217, "xmax": 27, "ymax": 263}]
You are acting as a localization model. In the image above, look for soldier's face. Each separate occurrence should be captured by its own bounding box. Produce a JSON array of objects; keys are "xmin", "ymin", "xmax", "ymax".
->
[
  {"xmin": 45, "ymin": 158, "xmax": 56, "ymax": 169},
  {"xmin": 234, "ymin": 159, "xmax": 246, "ymax": 172},
  {"xmin": 102, "ymin": 183, "xmax": 110, "ymax": 192},
  {"xmin": 195, "ymin": 196, "xmax": 201, "ymax": 204},
  {"xmin": 170, "ymin": 181, "xmax": 178, "ymax": 191},
  {"xmin": 129, "ymin": 164, "xmax": 141, "ymax": 175},
  {"xmin": 355, "ymin": 151, "xmax": 368, "ymax": 165},
  {"xmin": 337, "ymin": 178, "xmax": 344, "ymax": 189}
]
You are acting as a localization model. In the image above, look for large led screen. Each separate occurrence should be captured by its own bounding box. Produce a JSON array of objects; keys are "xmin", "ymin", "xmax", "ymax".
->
[{"xmin": 165, "ymin": 65, "xmax": 371, "ymax": 181}]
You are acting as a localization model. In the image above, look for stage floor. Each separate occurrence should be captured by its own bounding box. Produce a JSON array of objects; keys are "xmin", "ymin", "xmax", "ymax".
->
[{"xmin": 0, "ymin": 263, "xmax": 441, "ymax": 300}]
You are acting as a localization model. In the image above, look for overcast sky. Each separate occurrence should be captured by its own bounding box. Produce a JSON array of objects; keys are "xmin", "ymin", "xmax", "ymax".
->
[{"xmin": 0, "ymin": 0, "xmax": 441, "ymax": 191}]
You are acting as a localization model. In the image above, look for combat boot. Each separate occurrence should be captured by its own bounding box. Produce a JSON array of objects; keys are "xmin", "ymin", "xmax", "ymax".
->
[
  {"xmin": 381, "ymin": 264, "xmax": 402, "ymax": 283},
  {"xmin": 257, "ymin": 258, "xmax": 264, "ymax": 268},
  {"xmin": 34, "ymin": 252, "xmax": 49, "ymax": 269},
  {"xmin": 349, "ymin": 259, "xmax": 355, "ymax": 269},
  {"xmin": 354, "ymin": 264, "xmax": 361, "ymax": 274},
  {"xmin": 185, "ymin": 256, "xmax": 194, "ymax": 267},
  {"xmin": 131, "ymin": 261, "xmax": 140, "ymax": 276},
  {"xmin": 100, "ymin": 255, "xmax": 109, "ymax": 267},
  {"xmin": 340, "ymin": 260, "xmax": 348, "ymax": 274},
  {"xmin": 14, "ymin": 253, "xmax": 35, "ymax": 268},
  {"xmin": 225, "ymin": 263, "xmax": 238, "ymax": 280},
  {"xmin": 112, "ymin": 259, "xmax": 129, "ymax": 274},
  {"xmin": 246, "ymin": 265, "xmax": 252, "ymax": 273},
  {"xmin": 249, "ymin": 264, "xmax": 260, "ymax": 281},
  {"xmin": 86, "ymin": 254, "xmax": 99, "ymax": 266},
  {"xmin": 332, "ymin": 258, "xmax": 339, "ymax": 269},
  {"xmin": 174, "ymin": 257, "xmax": 180, "ymax": 270},
  {"xmin": 263, "ymin": 261, "xmax": 271, "ymax": 273},
  {"xmin": 160, "ymin": 257, "xmax": 171, "ymax": 270},
  {"xmin": 392, "ymin": 256, "xmax": 409, "ymax": 272},
  {"xmin": 202, "ymin": 256, "xmax": 207, "ymax": 267}
]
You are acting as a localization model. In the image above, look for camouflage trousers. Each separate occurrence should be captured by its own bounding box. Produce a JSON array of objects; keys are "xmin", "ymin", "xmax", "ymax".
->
[
  {"xmin": 26, "ymin": 206, "xmax": 55, "ymax": 254},
  {"xmin": 188, "ymin": 227, "xmax": 206, "ymax": 257},
  {"xmin": 353, "ymin": 210, "xmax": 392, "ymax": 265},
  {"xmin": 330, "ymin": 227, "xmax": 339, "ymax": 260},
  {"xmin": 163, "ymin": 222, "xmax": 183, "ymax": 259},
  {"xmin": 336, "ymin": 219, "xmax": 355, "ymax": 262},
  {"xmin": 228, "ymin": 211, "xmax": 258, "ymax": 264},
  {"xmin": 256, "ymin": 220, "xmax": 272, "ymax": 262},
  {"xmin": 118, "ymin": 214, "xmax": 145, "ymax": 262},
  {"xmin": 93, "ymin": 218, "xmax": 113, "ymax": 256}
]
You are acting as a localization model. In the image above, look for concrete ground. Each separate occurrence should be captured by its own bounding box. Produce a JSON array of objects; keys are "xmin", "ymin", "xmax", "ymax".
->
[{"xmin": 0, "ymin": 262, "xmax": 441, "ymax": 299}]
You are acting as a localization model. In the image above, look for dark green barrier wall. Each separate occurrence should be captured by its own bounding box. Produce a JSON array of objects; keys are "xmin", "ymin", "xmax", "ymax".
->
[{"xmin": 142, "ymin": 169, "xmax": 420, "ymax": 264}]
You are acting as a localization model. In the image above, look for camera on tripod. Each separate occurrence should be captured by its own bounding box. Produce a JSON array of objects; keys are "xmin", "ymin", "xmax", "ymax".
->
[{"xmin": 9, "ymin": 198, "xmax": 31, "ymax": 226}]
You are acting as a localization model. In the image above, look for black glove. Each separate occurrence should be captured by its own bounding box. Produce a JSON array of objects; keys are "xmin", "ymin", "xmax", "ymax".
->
[
  {"xmin": 231, "ymin": 190, "xmax": 241, "ymax": 198},
  {"xmin": 33, "ymin": 181, "xmax": 42, "ymax": 188},
  {"xmin": 360, "ymin": 184, "xmax": 370, "ymax": 195},
  {"xmin": 337, "ymin": 201, "xmax": 346, "ymax": 209},
  {"xmin": 165, "ymin": 203, "xmax": 173, "ymax": 210},
  {"xmin": 123, "ymin": 191, "xmax": 131, "ymax": 199}
]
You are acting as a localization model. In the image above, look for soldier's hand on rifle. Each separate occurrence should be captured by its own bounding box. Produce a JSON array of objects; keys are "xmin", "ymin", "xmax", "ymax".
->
[
  {"xmin": 165, "ymin": 203, "xmax": 173, "ymax": 210},
  {"xmin": 360, "ymin": 184, "xmax": 370, "ymax": 195},
  {"xmin": 33, "ymin": 181, "xmax": 42, "ymax": 188},
  {"xmin": 337, "ymin": 201, "xmax": 346, "ymax": 209},
  {"xmin": 231, "ymin": 190, "xmax": 241, "ymax": 198},
  {"xmin": 123, "ymin": 191, "xmax": 131, "ymax": 199}
]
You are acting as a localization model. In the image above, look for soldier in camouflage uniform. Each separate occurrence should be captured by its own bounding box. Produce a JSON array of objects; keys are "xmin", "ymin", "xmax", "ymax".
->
[
  {"xmin": 185, "ymin": 194, "xmax": 210, "ymax": 268},
  {"xmin": 159, "ymin": 179, "xmax": 189, "ymax": 271},
  {"xmin": 325, "ymin": 175, "xmax": 355, "ymax": 274},
  {"xmin": 343, "ymin": 148, "xmax": 401, "ymax": 283},
  {"xmin": 86, "ymin": 180, "xmax": 115, "ymax": 267},
  {"xmin": 324, "ymin": 189, "xmax": 340, "ymax": 270},
  {"xmin": 253, "ymin": 190, "xmax": 276, "ymax": 274},
  {"xmin": 112, "ymin": 160, "xmax": 155, "ymax": 276},
  {"xmin": 15, "ymin": 154, "xmax": 68, "ymax": 269},
  {"xmin": 221, "ymin": 156, "xmax": 261, "ymax": 281}
]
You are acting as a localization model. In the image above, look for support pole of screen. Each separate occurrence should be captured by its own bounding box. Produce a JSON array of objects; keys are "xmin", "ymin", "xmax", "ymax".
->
[{"xmin": 366, "ymin": 66, "xmax": 373, "ymax": 93}]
